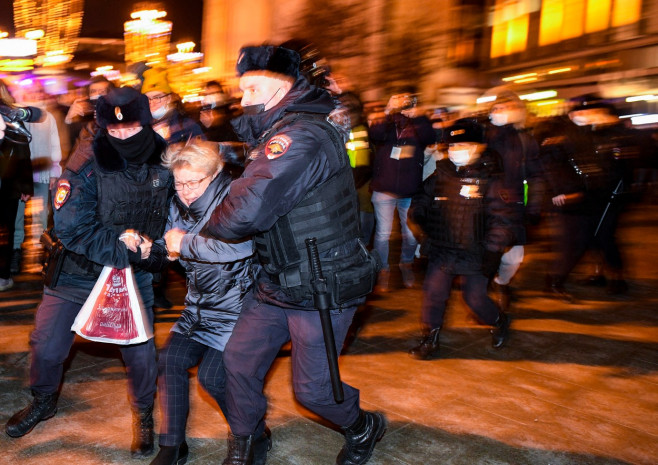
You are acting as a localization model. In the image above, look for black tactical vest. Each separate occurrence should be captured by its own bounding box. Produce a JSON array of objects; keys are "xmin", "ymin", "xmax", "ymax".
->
[
  {"xmin": 429, "ymin": 165, "xmax": 490, "ymax": 253},
  {"xmin": 253, "ymin": 113, "xmax": 368, "ymax": 303},
  {"xmin": 62, "ymin": 160, "xmax": 171, "ymax": 277}
]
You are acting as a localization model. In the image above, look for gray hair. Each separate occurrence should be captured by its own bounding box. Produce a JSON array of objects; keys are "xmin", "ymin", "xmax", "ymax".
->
[{"xmin": 161, "ymin": 138, "xmax": 223, "ymax": 174}]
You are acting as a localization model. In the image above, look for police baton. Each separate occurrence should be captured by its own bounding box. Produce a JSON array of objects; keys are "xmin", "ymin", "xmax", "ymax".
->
[
  {"xmin": 594, "ymin": 178, "xmax": 623, "ymax": 237},
  {"xmin": 305, "ymin": 237, "xmax": 344, "ymax": 403}
]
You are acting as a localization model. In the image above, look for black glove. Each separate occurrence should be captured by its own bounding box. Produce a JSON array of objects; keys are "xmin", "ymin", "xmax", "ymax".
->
[
  {"xmin": 481, "ymin": 250, "xmax": 503, "ymax": 280},
  {"xmin": 127, "ymin": 247, "xmax": 142, "ymax": 265}
]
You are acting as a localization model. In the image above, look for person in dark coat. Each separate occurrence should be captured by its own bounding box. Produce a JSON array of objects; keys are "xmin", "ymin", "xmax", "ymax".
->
[
  {"xmin": 486, "ymin": 91, "xmax": 544, "ymax": 310},
  {"xmin": 0, "ymin": 80, "xmax": 33, "ymax": 291},
  {"xmin": 142, "ymin": 140, "xmax": 257, "ymax": 465},
  {"xmin": 5, "ymin": 87, "xmax": 173, "ymax": 459},
  {"xmin": 203, "ymin": 44, "xmax": 385, "ymax": 465},
  {"xmin": 408, "ymin": 118, "xmax": 514, "ymax": 360},
  {"xmin": 368, "ymin": 89, "xmax": 436, "ymax": 290}
]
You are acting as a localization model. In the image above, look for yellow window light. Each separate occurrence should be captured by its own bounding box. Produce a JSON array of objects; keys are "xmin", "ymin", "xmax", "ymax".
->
[
  {"xmin": 502, "ymin": 72, "xmax": 537, "ymax": 82},
  {"xmin": 520, "ymin": 90, "xmax": 558, "ymax": 101}
]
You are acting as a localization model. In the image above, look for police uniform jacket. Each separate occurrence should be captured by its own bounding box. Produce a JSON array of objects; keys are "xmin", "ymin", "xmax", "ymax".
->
[
  {"xmin": 145, "ymin": 170, "xmax": 257, "ymax": 352},
  {"xmin": 410, "ymin": 151, "xmax": 514, "ymax": 275},
  {"xmin": 204, "ymin": 77, "xmax": 365, "ymax": 309},
  {"xmin": 47, "ymin": 129, "xmax": 172, "ymax": 305}
]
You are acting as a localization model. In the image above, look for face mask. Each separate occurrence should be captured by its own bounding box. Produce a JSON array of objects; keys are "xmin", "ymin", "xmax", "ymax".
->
[
  {"xmin": 448, "ymin": 149, "xmax": 472, "ymax": 167},
  {"xmin": 89, "ymin": 95, "xmax": 100, "ymax": 102},
  {"xmin": 241, "ymin": 88, "xmax": 281, "ymax": 115},
  {"xmin": 571, "ymin": 116, "xmax": 591, "ymax": 126},
  {"xmin": 490, "ymin": 113, "xmax": 508, "ymax": 127},
  {"xmin": 108, "ymin": 126, "xmax": 155, "ymax": 163},
  {"xmin": 151, "ymin": 105, "xmax": 168, "ymax": 120}
]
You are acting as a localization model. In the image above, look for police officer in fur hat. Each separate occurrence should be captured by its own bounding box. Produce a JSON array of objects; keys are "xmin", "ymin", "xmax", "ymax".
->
[
  {"xmin": 203, "ymin": 43, "xmax": 385, "ymax": 465},
  {"xmin": 408, "ymin": 118, "xmax": 514, "ymax": 360},
  {"xmin": 5, "ymin": 86, "xmax": 173, "ymax": 459}
]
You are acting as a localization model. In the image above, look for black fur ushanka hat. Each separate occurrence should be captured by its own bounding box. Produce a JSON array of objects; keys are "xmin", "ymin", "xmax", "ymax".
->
[
  {"xmin": 236, "ymin": 45, "xmax": 300, "ymax": 79},
  {"xmin": 95, "ymin": 86, "xmax": 152, "ymax": 129}
]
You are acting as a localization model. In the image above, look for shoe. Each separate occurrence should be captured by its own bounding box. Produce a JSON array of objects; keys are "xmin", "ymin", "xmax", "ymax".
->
[
  {"xmin": 336, "ymin": 410, "xmax": 387, "ymax": 465},
  {"xmin": 222, "ymin": 427, "xmax": 271, "ymax": 465},
  {"xmin": 408, "ymin": 328, "xmax": 440, "ymax": 360},
  {"xmin": 149, "ymin": 441, "xmax": 189, "ymax": 465},
  {"xmin": 398, "ymin": 263, "xmax": 415, "ymax": 288},
  {"xmin": 491, "ymin": 312, "xmax": 511, "ymax": 349},
  {"xmin": 0, "ymin": 277, "xmax": 13, "ymax": 292},
  {"xmin": 5, "ymin": 391, "xmax": 58, "ymax": 438},
  {"xmin": 131, "ymin": 404, "xmax": 155, "ymax": 458},
  {"xmin": 374, "ymin": 269, "xmax": 389, "ymax": 293}
]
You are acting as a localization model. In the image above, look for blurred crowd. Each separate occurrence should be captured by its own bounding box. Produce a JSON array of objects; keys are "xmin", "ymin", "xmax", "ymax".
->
[{"xmin": 2, "ymin": 40, "xmax": 658, "ymax": 465}]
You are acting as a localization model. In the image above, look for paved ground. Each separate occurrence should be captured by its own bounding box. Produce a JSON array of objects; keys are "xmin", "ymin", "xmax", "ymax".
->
[{"xmin": 0, "ymin": 203, "xmax": 657, "ymax": 465}]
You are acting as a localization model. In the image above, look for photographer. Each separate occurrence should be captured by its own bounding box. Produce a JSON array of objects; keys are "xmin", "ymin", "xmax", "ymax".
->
[
  {"xmin": 0, "ymin": 80, "xmax": 33, "ymax": 291},
  {"xmin": 369, "ymin": 87, "xmax": 435, "ymax": 291},
  {"xmin": 64, "ymin": 76, "xmax": 114, "ymax": 152}
]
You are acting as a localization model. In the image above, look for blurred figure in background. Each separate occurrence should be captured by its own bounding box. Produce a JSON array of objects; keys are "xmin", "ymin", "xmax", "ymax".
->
[
  {"xmin": 369, "ymin": 87, "xmax": 435, "ymax": 291},
  {"xmin": 485, "ymin": 91, "xmax": 544, "ymax": 310},
  {"xmin": 64, "ymin": 76, "xmax": 114, "ymax": 153},
  {"xmin": 141, "ymin": 67, "xmax": 205, "ymax": 309},
  {"xmin": 0, "ymin": 80, "xmax": 33, "ymax": 291},
  {"xmin": 199, "ymin": 80, "xmax": 239, "ymax": 143},
  {"xmin": 14, "ymin": 82, "xmax": 62, "ymax": 274},
  {"xmin": 408, "ymin": 119, "xmax": 514, "ymax": 360}
]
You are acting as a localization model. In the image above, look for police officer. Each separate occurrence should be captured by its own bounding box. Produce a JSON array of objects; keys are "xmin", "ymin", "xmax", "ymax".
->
[
  {"xmin": 203, "ymin": 44, "xmax": 386, "ymax": 465},
  {"xmin": 5, "ymin": 86, "xmax": 173, "ymax": 459}
]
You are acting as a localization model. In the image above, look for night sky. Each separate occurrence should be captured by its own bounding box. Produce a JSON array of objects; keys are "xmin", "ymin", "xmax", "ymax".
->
[{"xmin": 0, "ymin": 0, "xmax": 203, "ymax": 44}]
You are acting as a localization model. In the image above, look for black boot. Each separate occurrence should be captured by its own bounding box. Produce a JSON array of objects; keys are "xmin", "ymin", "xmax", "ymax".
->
[
  {"xmin": 131, "ymin": 404, "xmax": 155, "ymax": 458},
  {"xmin": 408, "ymin": 328, "xmax": 440, "ymax": 360},
  {"xmin": 5, "ymin": 391, "xmax": 58, "ymax": 438},
  {"xmin": 336, "ymin": 410, "xmax": 387, "ymax": 465},
  {"xmin": 222, "ymin": 427, "xmax": 271, "ymax": 465},
  {"xmin": 545, "ymin": 275, "xmax": 574, "ymax": 303},
  {"xmin": 491, "ymin": 312, "xmax": 511, "ymax": 349},
  {"xmin": 149, "ymin": 441, "xmax": 189, "ymax": 465}
]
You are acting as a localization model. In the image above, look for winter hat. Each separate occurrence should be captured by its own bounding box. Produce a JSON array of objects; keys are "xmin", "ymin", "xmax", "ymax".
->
[
  {"xmin": 236, "ymin": 45, "xmax": 300, "ymax": 79},
  {"xmin": 141, "ymin": 67, "xmax": 172, "ymax": 95},
  {"xmin": 95, "ymin": 86, "xmax": 152, "ymax": 129},
  {"xmin": 445, "ymin": 118, "xmax": 485, "ymax": 144}
]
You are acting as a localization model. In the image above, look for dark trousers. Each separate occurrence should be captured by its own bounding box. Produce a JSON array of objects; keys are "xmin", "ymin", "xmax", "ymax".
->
[
  {"xmin": 421, "ymin": 260, "xmax": 500, "ymax": 329},
  {"xmin": 223, "ymin": 292, "xmax": 360, "ymax": 437},
  {"xmin": 157, "ymin": 331, "xmax": 227, "ymax": 446},
  {"xmin": 29, "ymin": 293, "xmax": 157, "ymax": 408},
  {"xmin": 549, "ymin": 211, "xmax": 592, "ymax": 282},
  {"xmin": 0, "ymin": 197, "xmax": 19, "ymax": 279},
  {"xmin": 591, "ymin": 200, "xmax": 624, "ymax": 272}
]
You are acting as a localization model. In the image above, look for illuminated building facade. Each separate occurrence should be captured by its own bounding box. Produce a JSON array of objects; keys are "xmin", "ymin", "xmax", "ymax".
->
[
  {"xmin": 481, "ymin": 0, "xmax": 658, "ymax": 112},
  {"xmin": 13, "ymin": 0, "xmax": 84, "ymax": 67}
]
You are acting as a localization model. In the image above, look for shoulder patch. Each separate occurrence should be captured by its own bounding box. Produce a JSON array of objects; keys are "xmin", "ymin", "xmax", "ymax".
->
[
  {"xmin": 265, "ymin": 135, "xmax": 292, "ymax": 159},
  {"xmin": 54, "ymin": 180, "xmax": 71, "ymax": 210}
]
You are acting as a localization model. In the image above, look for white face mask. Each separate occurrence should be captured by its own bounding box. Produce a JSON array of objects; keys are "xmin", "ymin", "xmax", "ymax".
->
[
  {"xmin": 490, "ymin": 113, "xmax": 508, "ymax": 127},
  {"xmin": 448, "ymin": 149, "xmax": 472, "ymax": 167},
  {"xmin": 151, "ymin": 105, "xmax": 168, "ymax": 120},
  {"xmin": 571, "ymin": 115, "xmax": 591, "ymax": 126}
]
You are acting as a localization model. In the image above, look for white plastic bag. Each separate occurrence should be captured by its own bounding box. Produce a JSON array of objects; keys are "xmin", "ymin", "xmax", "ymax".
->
[{"xmin": 71, "ymin": 266, "xmax": 153, "ymax": 345}]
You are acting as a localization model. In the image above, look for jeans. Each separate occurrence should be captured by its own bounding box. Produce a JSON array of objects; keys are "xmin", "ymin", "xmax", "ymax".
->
[{"xmin": 371, "ymin": 191, "xmax": 418, "ymax": 269}]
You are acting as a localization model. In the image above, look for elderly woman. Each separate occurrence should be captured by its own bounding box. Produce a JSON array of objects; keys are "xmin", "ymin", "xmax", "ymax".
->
[{"xmin": 144, "ymin": 140, "xmax": 257, "ymax": 465}]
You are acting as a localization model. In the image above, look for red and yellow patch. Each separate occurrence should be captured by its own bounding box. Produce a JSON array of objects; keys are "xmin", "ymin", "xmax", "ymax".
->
[
  {"xmin": 54, "ymin": 180, "xmax": 71, "ymax": 210},
  {"xmin": 265, "ymin": 135, "xmax": 292, "ymax": 159}
]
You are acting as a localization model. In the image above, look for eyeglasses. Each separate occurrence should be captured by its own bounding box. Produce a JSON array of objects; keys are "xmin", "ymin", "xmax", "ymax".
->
[
  {"xmin": 148, "ymin": 94, "xmax": 168, "ymax": 104},
  {"xmin": 174, "ymin": 175, "xmax": 210, "ymax": 191}
]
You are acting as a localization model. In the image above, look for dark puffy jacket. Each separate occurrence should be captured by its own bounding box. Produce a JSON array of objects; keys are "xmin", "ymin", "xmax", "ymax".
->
[
  {"xmin": 410, "ymin": 151, "xmax": 514, "ymax": 274},
  {"xmin": 369, "ymin": 112, "xmax": 435, "ymax": 197},
  {"xmin": 148, "ymin": 171, "xmax": 256, "ymax": 351}
]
